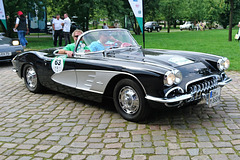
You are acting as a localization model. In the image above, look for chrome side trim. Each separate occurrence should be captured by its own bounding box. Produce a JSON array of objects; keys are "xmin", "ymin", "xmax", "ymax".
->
[
  {"xmin": 185, "ymin": 75, "xmax": 219, "ymax": 91},
  {"xmin": 218, "ymin": 77, "xmax": 232, "ymax": 87},
  {"xmin": 146, "ymin": 94, "xmax": 192, "ymax": 103}
]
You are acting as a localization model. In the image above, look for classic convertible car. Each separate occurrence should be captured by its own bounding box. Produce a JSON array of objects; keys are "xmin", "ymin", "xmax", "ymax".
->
[
  {"xmin": 12, "ymin": 29, "xmax": 231, "ymax": 122},
  {"xmin": 0, "ymin": 33, "xmax": 23, "ymax": 62}
]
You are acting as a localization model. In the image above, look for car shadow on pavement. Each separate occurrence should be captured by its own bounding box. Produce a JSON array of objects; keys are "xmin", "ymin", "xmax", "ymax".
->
[
  {"xmin": 53, "ymin": 92, "xmax": 208, "ymax": 125},
  {"xmin": 0, "ymin": 62, "xmax": 12, "ymax": 67},
  {"xmin": 35, "ymin": 87, "xmax": 213, "ymax": 126}
]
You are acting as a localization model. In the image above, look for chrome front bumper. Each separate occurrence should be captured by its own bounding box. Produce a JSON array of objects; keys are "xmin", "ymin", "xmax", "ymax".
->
[
  {"xmin": 145, "ymin": 77, "xmax": 232, "ymax": 104},
  {"xmin": 218, "ymin": 77, "xmax": 232, "ymax": 87},
  {"xmin": 146, "ymin": 94, "xmax": 192, "ymax": 103}
]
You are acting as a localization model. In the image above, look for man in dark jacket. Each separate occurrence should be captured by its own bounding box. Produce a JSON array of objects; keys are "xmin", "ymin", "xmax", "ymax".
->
[{"xmin": 14, "ymin": 11, "xmax": 28, "ymax": 48}]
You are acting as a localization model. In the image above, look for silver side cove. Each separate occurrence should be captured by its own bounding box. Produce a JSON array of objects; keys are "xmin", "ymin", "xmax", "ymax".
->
[{"xmin": 51, "ymin": 70, "xmax": 146, "ymax": 94}]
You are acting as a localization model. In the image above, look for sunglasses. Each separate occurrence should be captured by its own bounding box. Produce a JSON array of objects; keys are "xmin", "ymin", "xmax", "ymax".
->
[{"xmin": 74, "ymin": 35, "xmax": 79, "ymax": 38}]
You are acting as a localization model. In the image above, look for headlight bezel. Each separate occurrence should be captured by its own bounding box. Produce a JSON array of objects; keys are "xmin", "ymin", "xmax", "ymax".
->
[
  {"xmin": 12, "ymin": 40, "xmax": 20, "ymax": 46},
  {"xmin": 164, "ymin": 70, "xmax": 183, "ymax": 86}
]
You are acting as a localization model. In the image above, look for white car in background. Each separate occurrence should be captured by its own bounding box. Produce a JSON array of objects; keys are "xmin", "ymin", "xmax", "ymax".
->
[{"xmin": 180, "ymin": 21, "xmax": 195, "ymax": 31}]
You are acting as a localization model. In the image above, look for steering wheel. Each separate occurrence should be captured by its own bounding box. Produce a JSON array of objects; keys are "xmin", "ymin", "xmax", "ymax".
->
[{"xmin": 53, "ymin": 49, "xmax": 59, "ymax": 55}]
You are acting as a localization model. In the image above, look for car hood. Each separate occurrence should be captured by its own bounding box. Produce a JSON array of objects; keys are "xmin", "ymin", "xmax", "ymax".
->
[
  {"xmin": 0, "ymin": 36, "xmax": 12, "ymax": 45},
  {"xmin": 104, "ymin": 48, "xmax": 214, "ymax": 77},
  {"xmin": 144, "ymin": 53, "xmax": 194, "ymax": 68},
  {"xmin": 142, "ymin": 49, "xmax": 217, "ymax": 78}
]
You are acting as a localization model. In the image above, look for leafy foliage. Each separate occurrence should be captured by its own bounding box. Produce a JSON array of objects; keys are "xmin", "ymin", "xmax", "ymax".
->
[{"xmin": 4, "ymin": 0, "xmax": 47, "ymax": 37}]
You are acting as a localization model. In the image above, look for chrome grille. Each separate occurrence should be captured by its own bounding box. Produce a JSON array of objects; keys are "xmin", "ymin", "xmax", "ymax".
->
[{"xmin": 187, "ymin": 77, "xmax": 218, "ymax": 102}]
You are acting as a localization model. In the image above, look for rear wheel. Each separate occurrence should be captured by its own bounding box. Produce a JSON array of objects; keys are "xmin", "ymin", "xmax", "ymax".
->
[
  {"xmin": 23, "ymin": 64, "xmax": 43, "ymax": 93},
  {"xmin": 113, "ymin": 79, "xmax": 149, "ymax": 122}
]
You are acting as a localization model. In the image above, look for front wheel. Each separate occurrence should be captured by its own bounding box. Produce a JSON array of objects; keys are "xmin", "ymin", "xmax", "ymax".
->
[
  {"xmin": 157, "ymin": 28, "xmax": 160, "ymax": 32},
  {"xmin": 113, "ymin": 79, "xmax": 149, "ymax": 122},
  {"xmin": 23, "ymin": 64, "xmax": 43, "ymax": 93}
]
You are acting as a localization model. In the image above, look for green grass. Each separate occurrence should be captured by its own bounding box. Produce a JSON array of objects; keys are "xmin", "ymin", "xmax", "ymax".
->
[
  {"xmin": 26, "ymin": 37, "xmax": 53, "ymax": 50},
  {"xmin": 26, "ymin": 29, "xmax": 240, "ymax": 71}
]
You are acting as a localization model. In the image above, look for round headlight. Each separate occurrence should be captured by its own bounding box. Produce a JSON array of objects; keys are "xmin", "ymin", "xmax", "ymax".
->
[
  {"xmin": 217, "ymin": 57, "xmax": 230, "ymax": 71},
  {"xmin": 223, "ymin": 58, "xmax": 230, "ymax": 70},
  {"xmin": 164, "ymin": 71, "xmax": 176, "ymax": 86},
  {"xmin": 12, "ymin": 40, "xmax": 20, "ymax": 46},
  {"xmin": 173, "ymin": 70, "xmax": 182, "ymax": 84}
]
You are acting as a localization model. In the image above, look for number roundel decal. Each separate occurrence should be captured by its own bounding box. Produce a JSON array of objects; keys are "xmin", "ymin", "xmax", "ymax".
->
[{"xmin": 51, "ymin": 56, "xmax": 67, "ymax": 73}]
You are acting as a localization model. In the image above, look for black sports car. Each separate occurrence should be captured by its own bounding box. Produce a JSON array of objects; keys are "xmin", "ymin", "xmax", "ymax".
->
[
  {"xmin": 0, "ymin": 33, "xmax": 23, "ymax": 62},
  {"xmin": 12, "ymin": 29, "xmax": 231, "ymax": 122}
]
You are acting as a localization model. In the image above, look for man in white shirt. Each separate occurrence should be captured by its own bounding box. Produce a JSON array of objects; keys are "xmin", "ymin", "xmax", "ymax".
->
[
  {"xmin": 52, "ymin": 14, "xmax": 63, "ymax": 47},
  {"xmin": 62, "ymin": 13, "xmax": 71, "ymax": 46}
]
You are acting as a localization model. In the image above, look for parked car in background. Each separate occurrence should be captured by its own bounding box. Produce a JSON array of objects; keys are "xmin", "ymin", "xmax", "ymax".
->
[
  {"xmin": 70, "ymin": 21, "xmax": 81, "ymax": 33},
  {"xmin": 180, "ymin": 21, "xmax": 195, "ymax": 31},
  {"xmin": 144, "ymin": 21, "xmax": 162, "ymax": 32},
  {"xmin": 0, "ymin": 33, "xmax": 23, "ymax": 62},
  {"xmin": 47, "ymin": 22, "xmax": 52, "ymax": 34}
]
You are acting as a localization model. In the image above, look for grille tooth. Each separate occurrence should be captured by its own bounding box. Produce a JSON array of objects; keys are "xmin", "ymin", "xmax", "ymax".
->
[
  {"xmin": 201, "ymin": 83, "xmax": 205, "ymax": 92},
  {"xmin": 207, "ymin": 81, "xmax": 211, "ymax": 91},
  {"xmin": 205, "ymin": 82, "xmax": 208, "ymax": 90},
  {"xmin": 197, "ymin": 84, "xmax": 202, "ymax": 99}
]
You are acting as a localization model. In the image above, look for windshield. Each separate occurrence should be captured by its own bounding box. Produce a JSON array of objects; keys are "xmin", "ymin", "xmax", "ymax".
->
[
  {"xmin": 145, "ymin": 22, "xmax": 152, "ymax": 26},
  {"xmin": 75, "ymin": 29, "xmax": 139, "ymax": 54}
]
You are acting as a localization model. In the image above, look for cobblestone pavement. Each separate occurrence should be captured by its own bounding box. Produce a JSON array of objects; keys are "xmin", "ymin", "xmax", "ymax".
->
[{"xmin": 0, "ymin": 63, "xmax": 240, "ymax": 160}]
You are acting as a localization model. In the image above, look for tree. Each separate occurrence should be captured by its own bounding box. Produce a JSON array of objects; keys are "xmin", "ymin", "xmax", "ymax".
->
[
  {"xmin": 229, "ymin": 0, "xmax": 233, "ymax": 41},
  {"xmin": 3, "ymin": 0, "xmax": 47, "ymax": 37},
  {"xmin": 217, "ymin": 0, "xmax": 240, "ymax": 29},
  {"xmin": 159, "ymin": 0, "xmax": 182, "ymax": 33}
]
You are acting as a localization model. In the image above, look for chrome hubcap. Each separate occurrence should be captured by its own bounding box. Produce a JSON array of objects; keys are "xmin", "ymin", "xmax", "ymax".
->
[
  {"xmin": 26, "ymin": 66, "xmax": 37, "ymax": 88},
  {"xmin": 118, "ymin": 86, "xmax": 139, "ymax": 114}
]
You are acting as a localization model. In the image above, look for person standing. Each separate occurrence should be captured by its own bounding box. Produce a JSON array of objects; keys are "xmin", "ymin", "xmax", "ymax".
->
[
  {"xmin": 62, "ymin": 13, "xmax": 71, "ymax": 46},
  {"xmin": 52, "ymin": 14, "xmax": 63, "ymax": 47},
  {"xmin": 102, "ymin": 23, "xmax": 109, "ymax": 29},
  {"xmin": 14, "ymin": 11, "xmax": 28, "ymax": 48}
]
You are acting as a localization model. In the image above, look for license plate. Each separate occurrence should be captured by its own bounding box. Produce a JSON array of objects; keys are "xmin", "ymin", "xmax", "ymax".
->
[
  {"xmin": 0, "ymin": 52, "xmax": 12, "ymax": 57},
  {"xmin": 206, "ymin": 87, "xmax": 221, "ymax": 107}
]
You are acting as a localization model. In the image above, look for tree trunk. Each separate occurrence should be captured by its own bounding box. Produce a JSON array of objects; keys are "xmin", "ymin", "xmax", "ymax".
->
[
  {"xmin": 174, "ymin": 20, "xmax": 177, "ymax": 29},
  {"xmin": 6, "ymin": 12, "xmax": 17, "ymax": 38},
  {"xmin": 228, "ymin": 0, "xmax": 233, "ymax": 41},
  {"xmin": 167, "ymin": 20, "xmax": 171, "ymax": 33}
]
